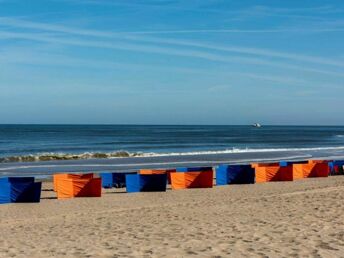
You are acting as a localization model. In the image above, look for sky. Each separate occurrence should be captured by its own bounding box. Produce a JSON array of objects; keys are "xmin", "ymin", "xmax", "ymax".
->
[{"xmin": 0, "ymin": 0, "xmax": 344, "ymax": 125}]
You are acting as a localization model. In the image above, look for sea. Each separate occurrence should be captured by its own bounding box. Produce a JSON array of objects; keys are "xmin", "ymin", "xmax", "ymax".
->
[{"xmin": 1, "ymin": 125, "xmax": 344, "ymax": 176}]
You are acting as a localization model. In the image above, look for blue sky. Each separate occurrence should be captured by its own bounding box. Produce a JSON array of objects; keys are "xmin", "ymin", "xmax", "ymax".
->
[{"xmin": 0, "ymin": 0, "xmax": 344, "ymax": 125}]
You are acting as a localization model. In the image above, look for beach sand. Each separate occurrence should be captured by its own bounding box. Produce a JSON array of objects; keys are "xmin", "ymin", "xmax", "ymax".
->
[{"xmin": 0, "ymin": 177, "xmax": 344, "ymax": 257}]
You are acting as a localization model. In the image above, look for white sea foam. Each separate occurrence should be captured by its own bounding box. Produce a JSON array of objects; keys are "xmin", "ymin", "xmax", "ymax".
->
[
  {"xmin": 1, "ymin": 146, "xmax": 344, "ymax": 163},
  {"xmin": 137, "ymin": 146, "xmax": 344, "ymax": 157}
]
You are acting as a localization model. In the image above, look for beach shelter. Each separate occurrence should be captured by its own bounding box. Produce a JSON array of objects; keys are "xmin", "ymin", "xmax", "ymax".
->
[
  {"xmin": 329, "ymin": 161, "xmax": 344, "ymax": 175},
  {"xmin": 292, "ymin": 160, "xmax": 329, "ymax": 179},
  {"xmin": 171, "ymin": 167, "xmax": 213, "ymax": 190},
  {"xmin": 53, "ymin": 173, "xmax": 94, "ymax": 192},
  {"xmin": 216, "ymin": 165, "xmax": 255, "ymax": 185},
  {"xmin": 100, "ymin": 172, "xmax": 137, "ymax": 188},
  {"xmin": 255, "ymin": 165, "xmax": 294, "ymax": 183},
  {"xmin": 54, "ymin": 173, "xmax": 101, "ymax": 199},
  {"xmin": 125, "ymin": 174, "xmax": 167, "ymax": 193},
  {"xmin": 0, "ymin": 177, "xmax": 42, "ymax": 204},
  {"xmin": 139, "ymin": 169, "xmax": 176, "ymax": 184}
]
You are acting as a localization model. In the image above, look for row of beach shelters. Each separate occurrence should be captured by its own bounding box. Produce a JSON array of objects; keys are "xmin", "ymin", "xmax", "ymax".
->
[
  {"xmin": 1, "ymin": 159, "xmax": 343, "ymax": 204},
  {"xmin": 251, "ymin": 160, "xmax": 330, "ymax": 183}
]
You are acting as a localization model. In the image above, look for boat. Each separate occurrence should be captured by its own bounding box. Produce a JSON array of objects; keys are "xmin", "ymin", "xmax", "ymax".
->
[{"xmin": 252, "ymin": 123, "xmax": 261, "ymax": 128}]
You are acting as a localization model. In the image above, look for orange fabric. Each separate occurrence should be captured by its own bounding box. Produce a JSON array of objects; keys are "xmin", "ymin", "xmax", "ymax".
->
[
  {"xmin": 308, "ymin": 160, "xmax": 329, "ymax": 164},
  {"xmin": 54, "ymin": 173, "xmax": 100, "ymax": 199},
  {"xmin": 255, "ymin": 166, "xmax": 293, "ymax": 183},
  {"xmin": 170, "ymin": 171, "xmax": 213, "ymax": 189},
  {"xmin": 251, "ymin": 163, "xmax": 279, "ymax": 168},
  {"xmin": 293, "ymin": 163, "xmax": 329, "ymax": 179},
  {"xmin": 53, "ymin": 173, "xmax": 94, "ymax": 191},
  {"xmin": 292, "ymin": 165, "xmax": 304, "ymax": 180}
]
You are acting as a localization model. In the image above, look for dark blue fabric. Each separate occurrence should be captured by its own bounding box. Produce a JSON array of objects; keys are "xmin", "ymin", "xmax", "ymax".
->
[
  {"xmin": 101, "ymin": 172, "xmax": 137, "ymax": 188},
  {"xmin": 113, "ymin": 172, "xmax": 136, "ymax": 188},
  {"xmin": 0, "ymin": 177, "xmax": 41, "ymax": 204},
  {"xmin": 176, "ymin": 167, "xmax": 213, "ymax": 172},
  {"xmin": 329, "ymin": 161, "xmax": 344, "ymax": 174},
  {"xmin": 216, "ymin": 165, "xmax": 255, "ymax": 185},
  {"xmin": 329, "ymin": 160, "xmax": 344, "ymax": 167},
  {"xmin": 126, "ymin": 174, "xmax": 167, "ymax": 193},
  {"xmin": 14, "ymin": 182, "xmax": 42, "ymax": 203},
  {"xmin": 7, "ymin": 177, "xmax": 35, "ymax": 184}
]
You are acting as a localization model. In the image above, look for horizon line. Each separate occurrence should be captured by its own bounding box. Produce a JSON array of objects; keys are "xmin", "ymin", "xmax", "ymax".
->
[{"xmin": 0, "ymin": 123, "xmax": 343, "ymax": 127}]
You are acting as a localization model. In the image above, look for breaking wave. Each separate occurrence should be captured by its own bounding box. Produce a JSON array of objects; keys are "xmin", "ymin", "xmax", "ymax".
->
[
  {"xmin": 0, "ymin": 151, "xmax": 144, "ymax": 163},
  {"xmin": 1, "ymin": 146, "xmax": 344, "ymax": 163}
]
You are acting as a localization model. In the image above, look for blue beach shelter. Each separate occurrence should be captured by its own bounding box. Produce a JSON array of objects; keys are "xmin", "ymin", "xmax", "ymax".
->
[
  {"xmin": 328, "ymin": 160, "xmax": 344, "ymax": 175},
  {"xmin": 100, "ymin": 172, "xmax": 137, "ymax": 188},
  {"xmin": 216, "ymin": 165, "xmax": 255, "ymax": 185},
  {"xmin": 125, "ymin": 174, "xmax": 167, "ymax": 193},
  {"xmin": 0, "ymin": 177, "xmax": 42, "ymax": 204},
  {"xmin": 100, "ymin": 173, "xmax": 113, "ymax": 188},
  {"xmin": 176, "ymin": 167, "xmax": 213, "ymax": 172}
]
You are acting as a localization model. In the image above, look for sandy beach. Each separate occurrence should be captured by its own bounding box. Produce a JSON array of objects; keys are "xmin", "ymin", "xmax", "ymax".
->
[{"xmin": 0, "ymin": 176, "xmax": 343, "ymax": 257}]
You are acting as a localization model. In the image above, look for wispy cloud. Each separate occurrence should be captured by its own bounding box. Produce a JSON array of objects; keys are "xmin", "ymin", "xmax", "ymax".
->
[
  {"xmin": 1, "ymin": 29, "xmax": 344, "ymax": 80},
  {"xmin": 1, "ymin": 12, "xmax": 344, "ymax": 88},
  {"xmin": 1, "ymin": 16, "xmax": 344, "ymax": 69}
]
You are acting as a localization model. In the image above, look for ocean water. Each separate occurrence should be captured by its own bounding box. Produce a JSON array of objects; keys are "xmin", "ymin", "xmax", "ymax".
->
[
  {"xmin": 1, "ymin": 125, "xmax": 344, "ymax": 176},
  {"xmin": 1, "ymin": 124, "xmax": 344, "ymax": 161}
]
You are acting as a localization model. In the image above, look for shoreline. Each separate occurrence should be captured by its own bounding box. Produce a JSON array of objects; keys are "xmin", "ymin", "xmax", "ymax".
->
[{"xmin": 1, "ymin": 150, "xmax": 344, "ymax": 177}]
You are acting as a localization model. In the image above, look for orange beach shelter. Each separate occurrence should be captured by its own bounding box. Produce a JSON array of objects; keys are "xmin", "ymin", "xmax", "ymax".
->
[
  {"xmin": 53, "ymin": 173, "xmax": 94, "ymax": 192},
  {"xmin": 53, "ymin": 173, "xmax": 101, "ymax": 199},
  {"xmin": 170, "ymin": 171, "xmax": 213, "ymax": 190},
  {"xmin": 255, "ymin": 165, "xmax": 294, "ymax": 183},
  {"xmin": 292, "ymin": 160, "xmax": 329, "ymax": 179}
]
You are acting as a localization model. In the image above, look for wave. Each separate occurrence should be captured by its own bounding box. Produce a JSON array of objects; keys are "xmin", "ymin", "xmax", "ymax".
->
[
  {"xmin": 1, "ymin": 146, "xmax": 344, "ymax": 163},
  {"xmin": 0, "ymin": 151, "xmax": 144, "ymax": 163}
]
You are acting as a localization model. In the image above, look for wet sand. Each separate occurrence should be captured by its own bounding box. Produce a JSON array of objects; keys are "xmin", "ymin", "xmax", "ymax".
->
[{"xmin": 0, "ymin": 176, "xmax": 344, "ymax": 257}]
